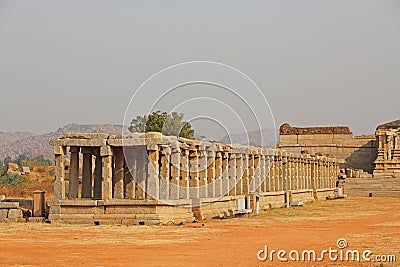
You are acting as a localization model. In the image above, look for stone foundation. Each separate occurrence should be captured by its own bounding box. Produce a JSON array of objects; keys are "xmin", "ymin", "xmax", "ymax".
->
[{"xmin": 0, "ymin": 202, "xmax": 24, "ymax": 222}]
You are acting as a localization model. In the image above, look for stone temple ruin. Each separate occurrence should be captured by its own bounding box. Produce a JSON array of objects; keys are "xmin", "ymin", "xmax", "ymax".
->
[
  {"xmin": 279, "ymin": 119, "xmax": 400, "ymax": 177},
  {"xmin": 278, "ymin": 119, "xmax": 400, "ymax": 197},
  {"xmin": 373, "ymin": 119, "xmax": 400, "ymax": 176},
  {"xmin": 49, "ymin": 132, "xmax": 338, "ymax": 225}
]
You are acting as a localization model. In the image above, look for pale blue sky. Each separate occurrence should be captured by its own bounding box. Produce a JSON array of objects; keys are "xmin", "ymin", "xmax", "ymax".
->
[{"xmin": 0, "ymin": 1, "xmax": 399, "ymax": 136}]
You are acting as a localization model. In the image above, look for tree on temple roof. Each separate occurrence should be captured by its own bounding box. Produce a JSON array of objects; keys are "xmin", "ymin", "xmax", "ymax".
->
[{"xmin": 128, "ymin": 111, "xmax": 194, "ymax": 139}]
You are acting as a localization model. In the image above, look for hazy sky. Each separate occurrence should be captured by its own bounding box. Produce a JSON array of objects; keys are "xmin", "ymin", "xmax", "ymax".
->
[{"xmin": 0, "ymin": 0, "xmax": 399, "ymax": 136}]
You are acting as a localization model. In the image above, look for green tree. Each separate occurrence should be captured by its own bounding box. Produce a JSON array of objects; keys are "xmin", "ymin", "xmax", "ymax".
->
[
  {"xmin": 129, "ymin": 111, "xmax": 194, "ymax": 139},
  {"xmin": 3, "ymin": 156, "xmax": 12, "ymax": 170},
  {"xmin": 17, "ymin": 155, "xmax": 29, "ymax": 167}
]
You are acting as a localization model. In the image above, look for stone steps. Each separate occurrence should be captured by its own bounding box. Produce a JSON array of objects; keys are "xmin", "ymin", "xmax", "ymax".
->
[{"xmin": 345, "ymin": 177, "xmax": 400, "ymax": 197}]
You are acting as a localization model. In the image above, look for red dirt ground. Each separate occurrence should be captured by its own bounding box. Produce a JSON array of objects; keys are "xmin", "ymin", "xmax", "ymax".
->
[{"xmin": 0, "ymin": 197, "xmax": 399, "ymax": 267}]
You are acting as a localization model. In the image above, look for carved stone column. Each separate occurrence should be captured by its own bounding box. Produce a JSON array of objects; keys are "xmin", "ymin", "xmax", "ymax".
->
[
  {"xmin": 221, "ymin": 152, "xmax": 229, "ymax": 197},
  {"xmin": 276, "ymin": 151, "xmax": 282, "ymax": 192},
  {"xmin": 260, "ymin": 153, "xmax": 266, "ymax": 192},
  {"xmin": 93, "ymin": 148, "xmax": 103, "ymax": 199},
  {"xmin": 228, "ymin": 153, "xmax": 237, "ymax": 196},
  {"xmin": 54, "ymin": 146, "xmax": 66, "ymax": 201},
  {"xmin": 170, "ymin": 145, "xmax": 180, "ymax": 200},
  {"xmin": 113, "ymin": 147, "xmax": 125, "ymax": 199},
  {"xmin": 198, "ymin": 148, "xmax": 208, "ymax": 198},
  {"xmin": 180, "ymin": 147, "xmax": 189, "ymax": 199},
  {"xmin": 147, "ymin": 148, "xmax": 160, "ymax": 200},
  {"xmin": 288, "ymin": 154, "xmax": 294, "ymax": 190},
  {"xmin": 214, "ymin": 151, "xmax": 223, "ymax": 197},
  {"xmin": 189, "ymin": 148, "xmax": 199, "ymax": 199},
  {"xmin": 282, "ymin": 153, "xmax": 288, "ymax": 191},
  {"xmin": 81, "ymin": 147, "xmax": 93, "ymax": 198},
  {"xmin": 236, "ymin": 153, "xmax": 243, "ymax": 195},
  {"xmin": 242, "ymin": 153, "xmax": 249, "ymax": 194},
  {"xmin": 100, "ymin": 145, "xmax": 113, "ymax": 200},
  {"xmin": 68, "ymin": 146, "xmax": 79, "ymax": 199},
  {"xmin": 135, "ymin": 146, "xmax": 147, "ymax": 199},
  {"xmin": 207, "ymin": 150, "xmax": 216, "ymax": 197},
  {"xmin": 159, "ymin": 146, "xmax": 171, "ymax": 200}
]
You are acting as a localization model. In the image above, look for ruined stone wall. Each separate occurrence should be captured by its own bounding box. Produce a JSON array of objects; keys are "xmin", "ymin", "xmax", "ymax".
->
[{"xmin": 279, "ymin": 124, "xmax": 377, "ymax": 173}]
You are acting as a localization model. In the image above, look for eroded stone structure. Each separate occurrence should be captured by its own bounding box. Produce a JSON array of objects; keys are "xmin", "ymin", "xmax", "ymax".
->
[
  {"xmin": 279, "ymin": 123, "xmax": 377, "ymax": 173},
  {"xmin": 373, "ymin": 120, "xmax": 400, "ymax": 176},
  {"xmin": 49, "ymin": 132, "xmax": 338, "ymax": 225}
]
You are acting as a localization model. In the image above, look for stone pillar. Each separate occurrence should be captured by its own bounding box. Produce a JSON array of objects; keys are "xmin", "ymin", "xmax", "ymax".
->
[
  {"xmin": 248, "ymin": 153, "xmax": 255, "ymax": 192},
  {"xmin": 180, "ymin": 147, "xmax": 189, "ymax": 199},
  {"xmin": 318, "ymin": 159, "xmax": 322, "ymax": 189},
  {"xmin": 124, "ymin": 155, "xmax": 135, "ymax": 199},
  {"xmin": 170, "ymin": 145, "xmax": 180, "ymax": 200},
  {"xmin": 242, "ymin": 154, "xmax": 249, "ymax": 194},
  {"xmin": 101, "ymin": 145, "xmax": 113, "ymax": 200},
  {"xmin": 159, "ymin": 146, "xmax": 171, "ymax": 200},
  {"xmin": 94, "ymin": 149, "xmax": 103, "ymax": 199},
  {"xmin": 277, "ymin": 152, "xmax": 283, "ymax": 191},
  {"xmin": 206, "ymin": 150, "xmax": 216, "ymax": 197},
  {"xmin": 54, "ymin": 146, "xmax": 66, "ymax": 201},
  {"xmin": 322, "ymin": 158, "xmax": 327, "ymax": 188},
  {"xmin": 310, "ymin": 158, "xmax": 317, "ymax": 199},
  {"xmin": 147, "ymin": 148, "xmax": 160, "ymax": 200},
  {"xmin": 260, "ymin": 153, "xmax": 266, "ymax": 192},
  {"xmin": 189, "ymin": 148, "xmax": 199, "ymax": 199},
  {"xmin": 273, "ymin": 152, "xmax": 279, "ymax": 191},
  {"xmin": 327, "ymin": 160, "xmax": 331, "ymax": 188},
  {"xmin": 282, "ymin": 153, "xmax": 288, "ymax": 191},
  {"xmin": 287, "ymin": 154, "xmax": 295, "ymax": 190},
  {"xmin": 221, "ymin": 152, "xmax": 229, "ymax": 197},
  {"xmin": 266, "ymin": 152, "xmax": 272, "ymax": 192},
  {"xmin": 81, "ymin": 147, "xmax": 93, "ymax": 198},
  {"xmin": 112, "ymin": 147, "xmax": 125, "ymax": 199},
  {"xmin": 253, "ymin": 153, "xmax": 261, "ymax": 192},
  {"xmin": 135, "ymin": 147, "xmax": 147, "ymax": 199},
  {"xmin": 68, "ymin": 146, "xmax": 79, "ymax": 199},
  {"xmin": 305, "ymin": 157, "xmax": 310, "ymax": 189},
  {"xmin": 228, "ymin": 153, "xmax": 237, "ymax": 196},
  {"xmin": 236, "ymin": 153, "xmax": 243, "ymax": 195},
  {"xmin": 294, "ymin": 155, "xmax": 300, "ymax": 190},
  {"xmin": 300, "ymin": 156, "xmax": 305, "ymax": 189},
  {"xmin": 269, "ymin": 153, "xmax": 274, "ymax": 192},
  {"xmin": 271, "ymin": 153, "xmax": 279, "ymax": 191},
  {"xmin": 198, "ymin": 148, "xmax": 207, "ymax": 198},
  {"xmin": 214, "ymin": 151, "xmax": 223, "ymax": 197},
  {"xmin": 33, "ymin": 190, "xmax": 46, "ymax": 217},
  {"xmin": 122, "ymin": 147, "xmax": 136, "ymax": 199},
  {"xmin": 309, "ymin": 157, "xmax": 313, "ymax": 189}
]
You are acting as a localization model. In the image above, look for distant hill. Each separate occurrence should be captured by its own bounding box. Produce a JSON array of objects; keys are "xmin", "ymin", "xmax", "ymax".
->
[
  {"xmin": 219, "ymin": 128, "xmax": 278, "ymax": 148},
  {"xmin": 0, "ymin": 123, "xmax": 124, "ymax": 161}
]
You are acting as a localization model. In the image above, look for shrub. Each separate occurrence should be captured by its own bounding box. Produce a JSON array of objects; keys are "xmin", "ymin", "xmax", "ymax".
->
[{"xmin": 0, "ymin": 174, "xmax": 29, "ymax": 187}]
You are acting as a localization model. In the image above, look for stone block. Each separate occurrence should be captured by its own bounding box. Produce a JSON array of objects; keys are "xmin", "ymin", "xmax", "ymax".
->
[
  {"xmin": 100, "ymin": 146, "xmax": 113, "ymax": 156},
  {"xmin": 51, "ymin": 138, "xmax": 106, "ymax": 147},
  {"xmin": 53, "ymin": 145, "xmax": 66, "ymax": 155},
  {"xmin": 0, "ymin": 209, "xmax": 8, "ymax": 220},
  {"xmin": 7, "ymin": 209, "xmax": 22, "ymax": 219},
  {"xmin": 28, "ymin": 217, "xmax": 45, "ymax": 223},
  {"xmin": 0, "ymin": 202, "xmax": 19, "ymax": 209},
  {"xmin": 59, "ymin": 199, "xmax": 98, "ymax": 206},
  {"xmin": 62, "ymin": 132, "xmax": 109, "ymax": 139}
]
